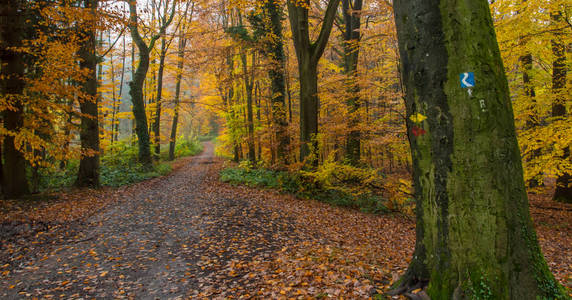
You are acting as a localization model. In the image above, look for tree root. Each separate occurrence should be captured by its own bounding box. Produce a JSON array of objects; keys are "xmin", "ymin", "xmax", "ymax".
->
[{"xmin": 387, "ymin": 276, "xmax": 429, "ymax": 299}]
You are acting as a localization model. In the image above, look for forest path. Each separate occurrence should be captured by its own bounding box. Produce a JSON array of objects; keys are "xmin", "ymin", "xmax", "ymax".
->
[
  {"xmin": 1, "ymin": 142, "xmax": 309, "ymax": 299},
  {"xmin": 1, "ymin": 143, "xmax": 570, "ymax": 298}
]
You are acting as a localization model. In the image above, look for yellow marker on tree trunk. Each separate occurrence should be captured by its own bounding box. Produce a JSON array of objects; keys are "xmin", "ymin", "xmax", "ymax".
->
[{"xmin": 409, "ymin": 113, "xmax": 427, "ymax": 124}]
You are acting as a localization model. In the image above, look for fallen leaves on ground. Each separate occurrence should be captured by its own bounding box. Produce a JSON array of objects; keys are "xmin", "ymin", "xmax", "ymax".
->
[{"xmin": 0, "ymin": 144, "xmax": 570, "ymax": 299}]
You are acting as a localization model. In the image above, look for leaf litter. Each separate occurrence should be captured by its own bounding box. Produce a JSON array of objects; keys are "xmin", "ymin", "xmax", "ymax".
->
[{"xmin": 0, "ymin": 143, "xmax": 570, "ymax": 299}]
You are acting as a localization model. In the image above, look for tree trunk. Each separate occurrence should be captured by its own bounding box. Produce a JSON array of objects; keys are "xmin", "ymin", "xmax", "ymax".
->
[
  {"xmin": 76, "ymin": 0, "xmax": 101, "ymax": 188},
  {"xmin": 287, "ymin": 0, "xmax": 341, "ymax": 165},
  {"xmin": 153, "ymin": 37, "xmax": 167, "ymax": 158},
  {"xmin": 127, "ymin": 0, "xmax": 174, "ymax": 166},
  {"xmin": 109, "ymin": 33, "xmax": 118, "ymax": 145},
  {"xmin": 342, "ymin": 0, "xmax": 362, "ymax": 166},
  {"xmin": 391, "ymin": 0, "xmax": 566, "ymax": 298},
  {"xmin": 551, "ymin": 10, "xmax": 571, "ymax": 203},
  {"xmin": 298, "ymin": 60, "xmax": 319, "ymax": 164},
  {"xmin": 263, "ymin": 0, "xmax": 289, "ymax": 165},
  {"xmin": 0, "ymin": 0, "xmax": 29, "ymax": 198},
  {"xmin": 1, "ymin": 0, "xmax": 30, "ymax": 198},
  {"xmin": 519, "ymin": 52, "xmax": 542, "ymax": 188},
  {"xmin": 256, "ymin": 81, "xmax": 262, "ymax": 162},
  {"xmin": 241, "ymin": 50, "xmax": 256, "ymax": 164},
  {"xmin": 169, "ymin": 36, "xmax": 187, "ymax": 161},
  {"xmin": 116, "ymin": 35, "xmax": 126, "ymax": 143}
]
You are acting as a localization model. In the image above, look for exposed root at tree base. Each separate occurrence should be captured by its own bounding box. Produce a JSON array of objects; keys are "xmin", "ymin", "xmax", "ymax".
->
[{"xmin": 386, "ymin": 276, "xmax": 429, "ymax": 299}]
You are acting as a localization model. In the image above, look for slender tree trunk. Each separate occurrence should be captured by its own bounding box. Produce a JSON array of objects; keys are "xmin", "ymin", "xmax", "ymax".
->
[
  {"xmin": 109, "ymin": 33, "xmax": 118, "ymax": 145},
  {"xmin": 255, "ymin": 81, "xmax": 262, "ymax": 162},
  {"xmin": 76, "ymin": 0, "xmax": 100, "ymax": 188},
  {"xmin": 1, "ymin": 0, "xmax": 29, "ymax": 198},
  {"xmin": 116, "ymin": 35, "xmax": 126, "ymax": 142},
  {"xmin": 169, "ymin": 37, "xmax": 187, "ymax": 161},
  {"xmin": 241, "ymin": 50, "xmax": 256, "ymax": 164},
  {"xmin": 391, "ymin": 0, "xmax": 566, "ymax": 297},
  {"xmin": 551, "ymin": 11, "xmax": 571, "ymax": 203},
  {"xmin": 520, "ymin": 52, "xmax": 542, "ymax": 188},
  {"xmin": 287, "ymin": 0, "xmax": 341, "ymax": 165},
  {"xmin": 0, "ymin": 137, "xmax": 3, "ymax": 197},
  {"xmin": 342, "ymin": 0, "xmax": 362, "ymax": 165},
  {"xmin": 153, "ymin": 37, "xmax": 167, "ymax": 158}
]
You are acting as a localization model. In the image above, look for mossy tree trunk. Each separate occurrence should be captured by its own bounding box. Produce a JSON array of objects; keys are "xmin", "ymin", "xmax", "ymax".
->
[
  {"xmin": 262, "ymin": 0, "xmax": 289, "ymax": 165},
  {"xmin": 391, "ymin": 0, "xmax": 567, "ymax": 298},
  {"xmin": 287, "ymin": 0, "xmax": 341, "ymax": 164},
  {"xmin": 127, "ymin": 0, "xmax": 175, "ymax": 166},
  {"xmin": 550, "ymin": 10, "xmax": 571, "ymax": 203},
  {"xmin": 1, "ymin": 0, "xmax": 30, "ymax": 198},
  {"xmin": 342, "ymin": 0, "xmax": 362, "ymax": 165}
]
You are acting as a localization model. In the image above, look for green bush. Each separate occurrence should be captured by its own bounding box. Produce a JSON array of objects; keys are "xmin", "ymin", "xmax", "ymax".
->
[
  {"xmin": 220, "ymin": 162, "xmax": 390, "ymax": 214},
  {"xmin": 159, "ymin": 137, "xmax": 203, "ymax": 160},
  {"xmin": 35, "ymin": 139, "xmax": 190, "ymax": 191}
]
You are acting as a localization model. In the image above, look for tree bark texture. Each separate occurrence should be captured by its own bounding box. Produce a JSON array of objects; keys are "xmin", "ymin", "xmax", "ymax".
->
[
  {"xmin": 287, "ymin": 0, "xmax": 341, "ymax": 164},
  {"xmin": 392, "ymin": 0, "xmax": 566, "ymax": 298},
  {"xmin": 1, "ymin": 0, "xmax": 30, "ymax": 198},
  {"xmin": 342, "ymin": 0, "xmax": 363, "ymax": 165}
]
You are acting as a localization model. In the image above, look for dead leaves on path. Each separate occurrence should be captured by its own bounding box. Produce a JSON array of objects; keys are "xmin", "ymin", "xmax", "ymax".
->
[{"xmin": 0, "ymin": 156, "xmax": 570, "ymax": 299}]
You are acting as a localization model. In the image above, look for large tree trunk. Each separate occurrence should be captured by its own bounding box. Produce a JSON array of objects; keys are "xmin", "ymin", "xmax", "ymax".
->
[
  {"xmin": 287, "ymin": 0, "xmax": 341, "ymax": 165},
  {"xmin": 298, "ymin": 60, "xmax": 319, "ymax": 164},
  {"xmin": 263, "ymin": 0, "xmax": 289, "ymax": 165},
  {"xmin": 391, "ymin": 0, "xmax": 566, "ymax": 298},
  {"xmin": 128, "ymin": 1, "xmax": 152, "ymax": 166},
  {"xmin": 551, "ymin": 10, "xmax": 571, "ymax": 203},
  {"xmin": 342, "ymin": 0, "xmax": 362, "ymax": 166},
  {"xmin": 153, "ymin": 37, "xmax": 167, "ymax": 158},
  {"xmin": 76, "ymin": 0, "xmax": 101, "ymax": 188},
  {"xmin": 0, "ymin": 0, "xmax": 29, "ymax": 198}
]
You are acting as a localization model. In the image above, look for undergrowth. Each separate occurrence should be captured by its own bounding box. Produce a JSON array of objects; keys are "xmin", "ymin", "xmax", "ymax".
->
[
  {"xmin": 220, "ymin": 160, "xmax": 413, "ymax": 214},
  {"xmin": 34, "ymin": 137, "xmax": 202, "ymax": 192}
]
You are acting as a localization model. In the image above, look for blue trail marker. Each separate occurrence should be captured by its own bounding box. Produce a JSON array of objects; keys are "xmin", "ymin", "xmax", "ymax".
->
[{"xmin": 460, "ymin": 72, "xmax": 475, "ymax": 88}]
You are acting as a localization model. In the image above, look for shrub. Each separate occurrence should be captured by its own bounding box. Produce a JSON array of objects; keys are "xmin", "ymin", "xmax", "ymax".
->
[
  {"xmin": 36, "ymin": 139, "xmax": 181, "ymax": 191},
  {"xmin": 220, "ymin": 161, "xmax": 393, "ymax": 214}
]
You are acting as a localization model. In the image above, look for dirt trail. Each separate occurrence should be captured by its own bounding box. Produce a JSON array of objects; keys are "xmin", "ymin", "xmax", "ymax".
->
[
  {"xmin": 1, "ymin": 142, "xmax": 570, "ymax": 298},
  {"xmin": 0, "ymin": 142, "xmax": 305, "ymax": 299}
]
